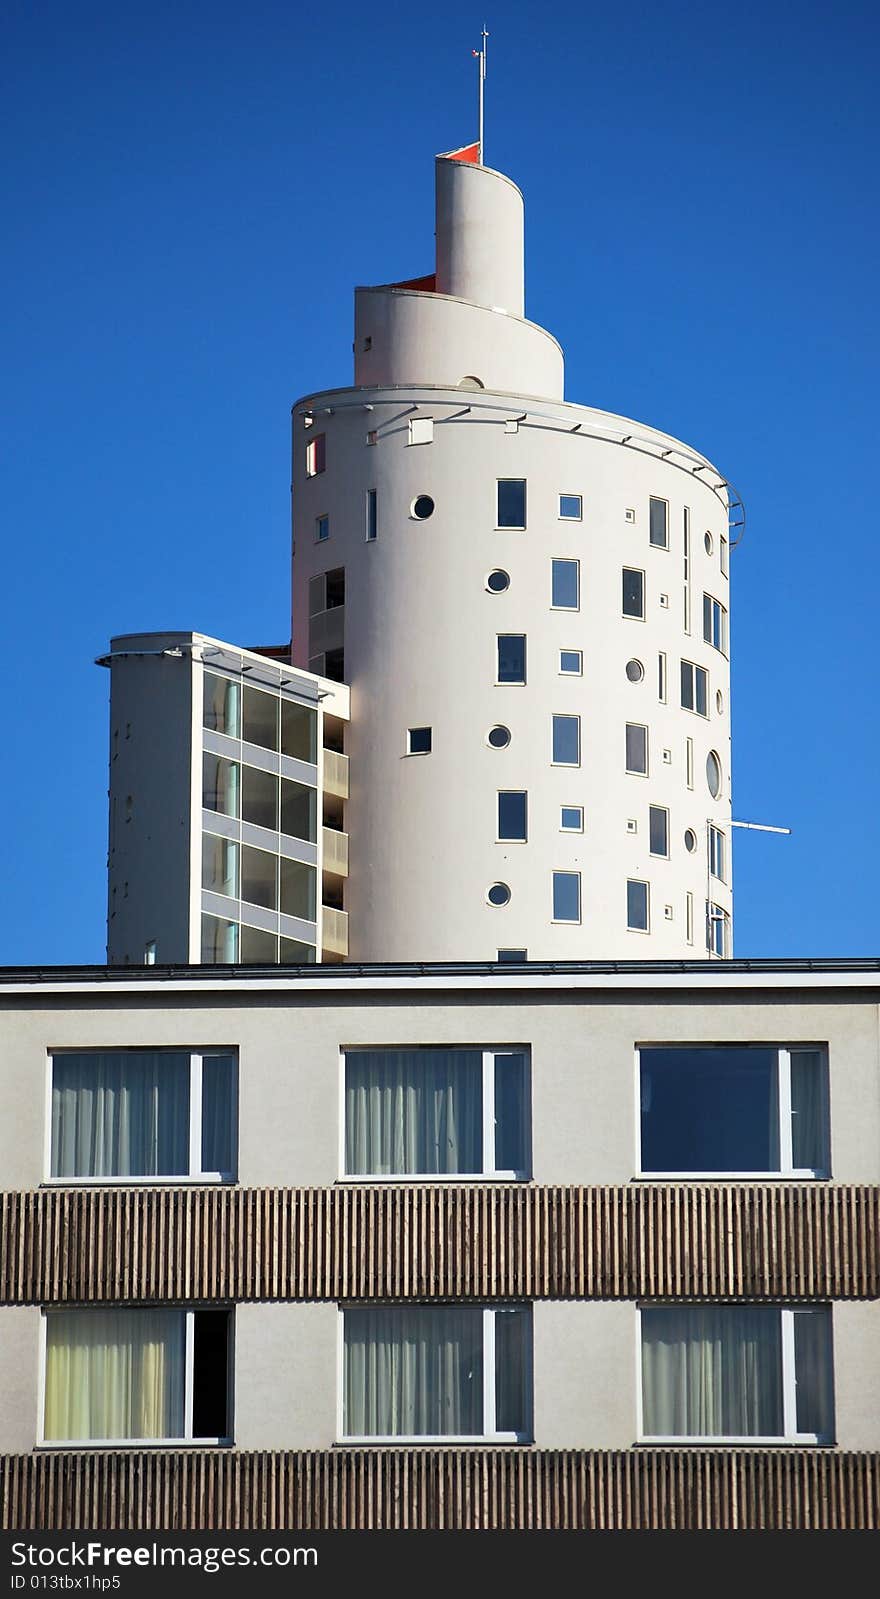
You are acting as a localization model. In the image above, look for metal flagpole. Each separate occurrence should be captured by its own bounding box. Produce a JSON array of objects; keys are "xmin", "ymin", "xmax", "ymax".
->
[{"xmin": 477, "ymin": 26, "xmax": 488, "ymax": 165}]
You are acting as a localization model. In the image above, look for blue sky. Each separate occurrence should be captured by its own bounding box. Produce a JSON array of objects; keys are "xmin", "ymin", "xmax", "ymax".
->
[{"xmin": 3, "ymin": 0, "xmax": 878, "ymax": 963}]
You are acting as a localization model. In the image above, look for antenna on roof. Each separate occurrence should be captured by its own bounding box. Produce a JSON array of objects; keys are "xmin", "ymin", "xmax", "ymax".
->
[{"xmin": 472, "ymin": 26, "xmax": 489, "ymax": 165}]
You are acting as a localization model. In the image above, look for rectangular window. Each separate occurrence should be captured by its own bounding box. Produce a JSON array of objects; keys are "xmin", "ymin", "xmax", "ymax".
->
[
  {"xmin": 497, "ymin": 479, "xmax": 526, "ymax": 529},
  {"xmin": 686, "ymin": 891, "xmax": 694, "ymax": 944},
  {"xmin": 683, "ymin": 508, "xmax": 691, "ymax": 633},
  {"xmin": 720, "ymin": 534, "xmax": 728, "ymax": 577},
  {"xmin": 49, "ymin": 1050, "xmax": 236, "ymax": 1181},
  {"xmin": 703, "ymin": 593, "xmax": 728, "ymax": 654},
  {"xmin": 366, "ymin": 489, "xmax": 378, "ymax": 542},
  {"xmin": 625, "ymin": 723, "xmax": 648, "ymax": 775},
  {"xmin": 658, "ymin": 652, "xmax": 667, "ymax": 703},
  {"xmin": 242, "ymin": 684, "xmax": 280, "ymax": 750},
  {"xmin": 627, "ymin": 878, "xmax": 649, "ymax": 931},
  {"xmin": 203, "ymin": 753, "xmax": 240, "ymax": 818},
  {"xmin": 201, "ymin": 914, "xmax": 239, "ymax": 964},
  {"xmin": 552, "ymin": 870, "xmax": 581, "ymax": 922},
  {"xmin": 708, "ymin": 900, "xmax": 729, "ymax": 957},
  {"xmin": 559, "ymin": 649, "xmax": 582, "ymax": 675},
  {"xmin": 42, "ymin": 1307, "xmax": 231, "ymax": 1444},
  {"xmin": 640, "ymin": 1304, "xmax": 833, "ymax": 1442},
  {"xmin": 709, "ymin": 824, "xmax": 726, "ymax": 880},
  {"xmin": 241, "ymin": 764, "xmax": 278, "ymax": 830},
  {"xmin": 552, "ymin": 713, "xmax": 580, "ymax": 766},
  {"xmin": 240, "ymin": 843, "xmax": 278, "ymax": 910},
  {"xmin": 408, "ymin": 416, "xmax": 434, "ymax": 445},
  {"xmin": 280, "ymin": 777, "xmax": 317, "ymax": 842},
  {"xmin": 305, "ymin": 434, "xmax": 325, "ymax": 476},
  {"xmin": 622, "ymin": 567, "xmax": 645, "ymax": 619},
  {"xmin": 315, "ymin": 514, "xmax": 329, "ymax": 543},
  {"xmin": 203, "ymin": 673, "xmax": 241, "ymax": 738},
  {"xmin": 497, "ymin": 949, "xmax": 527, "ymax": 963},
  {"xmin": 344, "ymin": 1047, "xmax": 530, "ymax": 1178},
  {"xmin": 638, "ymin": 1044, "xmax": 830, "ymax": 1176},
  {"xmin": 649, "ymin": 805, "xmax": 669, "ymax": 858},
  {"xmin": 497, "ymin": 634, "xmax": 526, "ymax": 684},
  {"xmin": 551, "ymin": 558, "xmax": 580, "ymax": 609},
  {"xmin": 560, "ymin": 805, "xmax": 583, "ymax": 832},
  {"xmin": 342, "ymin": 1304, "xmax": 531, "ymax": 1441},
  {"xmin": 407, "ymin": 726, "xmax": 432, "ymax": 755},
  {"xmin": 685, "ymin": 736, "xmax": 694, "ymax": 789},
  {"xmin": 559, "ymin": 493, "xmax": 582, "ymax": 520},
  {"xmin": 202, "ymin": 833, "xmax": 239, "ymax": 899},
  {"xmin": 498, "ymin": 790, "xmax": 528, "ymax": 841},
  {"xmin": 649, "ymin": 496, "xmax": 669, "ymax": 549},
  {"xmin": 680, "ymin": 659, "xmax": 709, "ymax": 717},
  {"xmin": 280, "ymin": 701, "xmax": 317, "ymax": 763}
]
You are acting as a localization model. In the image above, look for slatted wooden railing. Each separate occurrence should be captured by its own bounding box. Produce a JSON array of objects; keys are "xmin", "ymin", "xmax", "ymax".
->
[
  {"xmin": 3, "ymin": 1447, "xmax": 880, "ymax": 1530},
  {"xmin": 2, "ymin": 1184, "xmax": 879, "ymax": 1304}
]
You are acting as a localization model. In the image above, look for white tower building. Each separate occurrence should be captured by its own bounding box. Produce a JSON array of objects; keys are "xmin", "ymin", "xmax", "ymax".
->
[{"xmin": 291, "ymin": 146, "xmax": 736, "ymax": 962}]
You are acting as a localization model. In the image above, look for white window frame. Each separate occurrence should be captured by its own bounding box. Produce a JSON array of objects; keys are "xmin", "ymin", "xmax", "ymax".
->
[
  {"xmin": 707, "ymin": 899, "xmax": 729, "ymax": 956},
  {"xmin": 496, "ymin": 634, "xmax": 527, "ymax": 685},
  {"xmin": 680, "ymin": 659, "xmax": 709, "ymax": 717},
  {"xmin": 658, "ymin": 652, "xmax": 667, "ymax": 704},
  {"xmin": 559, "ymin": 649, "xmax": 582, "ymax": 676},
  {"xmin": 552, "ymin": 713, "xmax": 580, "ymax": 767},
  {"xmin": 625, "ymin": 723, "xmax": 648, "ymax": 776},
  {"xmin": 408, "ymin": 416, "xmax": 434, "ymax": 445},
  {"xmin": 497, "ymin": 790, "xmax": 528, "ymax": 842},
  {"xmin": 496, "ymin": 478, "xmax": 527, "ymax": 530},
  {"xmin": 683, "ymin": 508, "xmax": 691, "ymax": 633},
  {"xmin": 720, "ymin": 534, "xmax": 728, "ymax": 577},
  {"xmin": 44, "ymin": 1049, "xmax": 238, "ymax": 1185},
  {"xmin": 703, "ymin": 593, "xmax": 728, "ymax": 655},
  {"xmin": 560, "ymin": 805, "xmax": 584, "ymax": 833},
  {"xmin": 627, "ymin": 878, "xmax": 650, "ymax": 933},
  {"xmin": 648, "ymin": 805, "xmax": 669, "ymax": 859},
  {"xmin": 406, "ymin": 726, "xmax": 432, "ymax": 756},
  {"xmin": 552, "ymin": 870, "xmax": 581, "ymax": 924},
  {"xmin": 550, "ymin": 558, "xmax": 580, "ymax": 611},
  {"xmin": 338, "ymin": 1046, "xmax": 531, "ymax": 1182},
  {"xmin": 636, "ymin": 1303, "xmax": 833, "ymax": 1445},
  {"xmin": 558, "ymin": 493, "xmax": 582, "ymax": 521},
  {"xmin": 634, "ymin": 1042, "xmax": 831, "ymax": 1179},
  {"xmin": 338, "ymin": 1303, "xmax": 533, "ymax": 1445},
  {"xmin": 708, "ymin": 824, "xmax": 726, "ymax": 881},
  {"xmin": 37, "ymin": 1307, "xmax": 234, "ymax": 1449},
  {"xmin": 305, "ymin": 434, "xmax": 325, "ymax": 476},
  {"xmin": 648, "ymin": 496, "xmax": 669, "ymax": 550}
]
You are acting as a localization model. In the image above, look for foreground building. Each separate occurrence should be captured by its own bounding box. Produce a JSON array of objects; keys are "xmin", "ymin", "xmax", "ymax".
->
[{"xmin": 1, "ymin": 959, "xmax": 880, "ymax": 1529}]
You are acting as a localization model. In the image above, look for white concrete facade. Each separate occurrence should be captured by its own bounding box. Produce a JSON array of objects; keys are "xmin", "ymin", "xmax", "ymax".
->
[{"xmin": 291, "ymin": 151, "xmax": 735, "ymax": 962}]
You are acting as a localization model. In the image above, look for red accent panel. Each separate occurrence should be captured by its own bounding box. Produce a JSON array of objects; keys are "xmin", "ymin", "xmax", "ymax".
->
[
  {"xmin": 389, "ymin": 273, "xmax": 436, "ymax": 292},
  {"xmin": 440, "ymin": 141, "xmax": 480, "ymax": 164}
]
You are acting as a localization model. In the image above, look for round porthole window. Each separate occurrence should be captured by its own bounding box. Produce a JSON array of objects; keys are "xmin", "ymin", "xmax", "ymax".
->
[
  {"xmin": 412, "ymin": 494, "xmax": 435, "ymax": 520},
  {"xmin": 716, "ymin": 689, "xmax": 724, "ymax": 714},
  {"xmin": 704, "ymin": 530, "xmax": 714, "ymax": 555},
  {"xmin": 486, "ymin": 569, "xmax": 510, "ymax": 594},
  {"xmin": 487, "ymin": 882, "xmax": 511, "ymax": 907},
  {"xmin": 706, "ymin": 750, "xmax": 722, "ymax": 799},
  {"xmin": 487, "ymin": 725, "xmax": 511, "ymax": 749},
  {"xmin": 684, "ymin": 828, "xmax": 698, "ymax": 853},
  {"xmin": 625, "ymin": 659, "xmax": 645, "ymax": 683}
]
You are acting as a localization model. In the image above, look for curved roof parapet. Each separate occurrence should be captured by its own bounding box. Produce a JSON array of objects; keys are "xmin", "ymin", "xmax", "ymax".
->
[{"xmin": 434, "ymin": 153, "xmax": 524, "ymax": 315}]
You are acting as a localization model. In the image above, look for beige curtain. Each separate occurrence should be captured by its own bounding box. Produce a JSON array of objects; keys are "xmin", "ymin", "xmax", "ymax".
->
[
  {"xmin": 641, "ymin": 1306, "xmax": 783, "ymax": 1437},
  {"xmin": 44, "ymin": 1309, "xmax": 186, "ymax": 1441},
  {"xmin": 344, "ymin": 1306, "xmax": 482, "ymax": 1436},
  {"xmin": 345, "ymin": 1049, "xmax": 482, "ymax": 1175},
  {"xmin": 51, "ymin": 1052, "xmax": 190, "ymax": 1179}
]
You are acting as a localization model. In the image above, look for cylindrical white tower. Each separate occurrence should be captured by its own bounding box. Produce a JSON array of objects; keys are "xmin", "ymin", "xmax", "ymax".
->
[{"xmin": 292, "ymin": 150, "xmax": 735, "ymax": 962}]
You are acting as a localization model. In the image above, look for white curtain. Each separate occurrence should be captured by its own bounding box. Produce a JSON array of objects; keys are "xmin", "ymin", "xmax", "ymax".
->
[
  {"xmin": 345, "ymin": 1049, "xmax": 482, "ymax": 1174},
  {"xmin": 790, "ymin": 1050, "xmax": 828, "ymax": 1171},
  {"xmin": 44, "ymin": 1309, "xmax": 186, "ymax": 1441},
  {"xmin": 51, "ymin": 1052, "xmax": 189, "ymax": 1178},
  {"xmin": 344, "ymin": 1306, "xmax": 482, "ymax": 1436},
  {"xmin": 642, "ymin": 1306, "xmax": 783, "ymax": 1436}
]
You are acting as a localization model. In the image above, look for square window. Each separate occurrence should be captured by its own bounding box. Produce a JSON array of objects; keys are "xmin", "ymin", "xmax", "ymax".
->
[
  {"xmin": 343, "ymin": 1047, "xmax": 530, "ymax": 1178},
  {"xmin": 638, "ymin": 1044, "xmax": 830, "ymax": 1176},
  {"xmin": 640, "ymin": 1304, "xmax": 833, "ymax": 1442},
  {"xmin": 497, "ymin": 634, "xmax": 526, "ymax": 684},
  {"xmin": 551, "ymin": 558, "xmax": 580, "ymax": 609},
  {"xmin": 42, "ymin": 1307, "xmax": 232, "ymax": 1443},
  {"xmin": 622, "ymin": 567, "xmax": 645, "ymax": 618},
  {"xmin": 497, "ymin": 479, "xmax": 526, "ymax": 529},
  {"xmin": 342, "ymin": 1304, "xmax": 532, "ymax": 1441},
  {"xmin": 407, "ymin": 726, "xmax": 432, "ymax": 755},
  {"xmin": 498, "ymin": 790, "xmax": 527, "ymax": 841},
  {"xmin": 559, "ymin": 493, "xmax": 582, "ymax": 520},
  {"xmin": 649, "ymin": 496, "xmax": 669, "ymax": 549},
  {"xmin": 49, "ymin": 1050, "xmax": 237, "ymax": 1181},
  {"xmin": 560, "ymin": 806, "xmax": 583, "ymax": 832},
  {"xmin": 559, "ymin": 649, "xmax": 582, "ymax": 675},
  {"xmin": 408, "ymin": 416, "xmax": 434, "ymax": 446},
  {"xmin": 305, "ymin": 434, "xmax": 326, "ymax": 476},
  {"xmin": 552, "ymin": 713, "xmax": 580, "ymax": 766},
  {"xmin": 627, "ymin": 878, "xmax": 649, "ymax": 931},
  {"xmin": 315, "ymin": 514, "xmax": 329, "ymax": 542},
  {"xmin": 625, "ymin": 723, "xmax": 648, "ymax": 775},
  {"xmin": 553, "ymin": 870, "xmax": 581, "ymax": 922},
  {"xmin": 649, "ymin": 805, "xmax": 669, "ymax": 858},
  {"xmin": 680, "ymin": 659, "xmax": 709, "ymax": 717}
]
